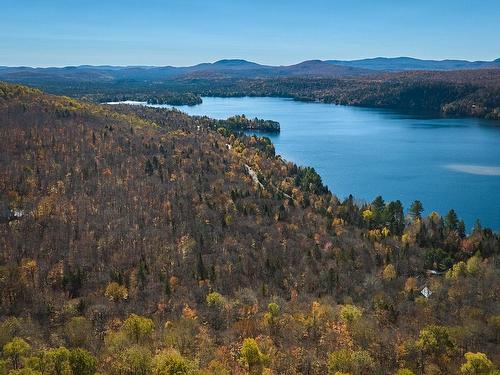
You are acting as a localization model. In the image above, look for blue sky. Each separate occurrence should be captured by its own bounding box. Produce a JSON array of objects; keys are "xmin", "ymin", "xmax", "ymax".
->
[{"xmin": 1, "ymin": 0, "xmax": 499, "ymax": 67}]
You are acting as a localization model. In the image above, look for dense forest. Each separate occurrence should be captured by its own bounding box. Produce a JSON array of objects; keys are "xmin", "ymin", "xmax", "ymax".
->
[
  {"xmin": 160, "ymin": 70, "xmax": 500, "ymax": 120},
  {"xmin": 0, "ymin": 82, "xmax": 499, "ymax": 375},
  {"xmin": 1, "ymin": 65, "xmax": 499, "ymax": 120},
  {"xmin": 212, "ymin": 115, "xmax": 280, "ymax": 133}
]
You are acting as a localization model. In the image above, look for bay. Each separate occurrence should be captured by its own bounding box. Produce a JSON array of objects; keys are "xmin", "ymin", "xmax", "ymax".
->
[{"xmin": 136, "ymin": 96, "xmax": 500, "ymax": 231}]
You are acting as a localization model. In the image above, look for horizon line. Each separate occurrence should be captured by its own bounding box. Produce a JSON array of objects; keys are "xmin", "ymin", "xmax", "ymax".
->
[{"xmin": 1, "ymin": 56, "xmax": 499, "ymax": 69}]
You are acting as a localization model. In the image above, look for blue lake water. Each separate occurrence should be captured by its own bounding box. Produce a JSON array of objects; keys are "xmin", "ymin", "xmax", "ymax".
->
[{"xmin": 150, "ymin": 96, "xmax": 500, "ymax": 231}]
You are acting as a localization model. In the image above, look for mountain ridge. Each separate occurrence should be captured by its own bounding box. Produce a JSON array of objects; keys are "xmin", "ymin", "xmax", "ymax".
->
[
  {"xmin": 1, "ymin": 56, "xmax": 499, "ymax": 70},
  {"xmin": 1, "ymin": 57, "xmax": 499, "ymax": 83},
  {"xmin": 326, "ymin": 56, "xmax": 500, "ymax": 71}
]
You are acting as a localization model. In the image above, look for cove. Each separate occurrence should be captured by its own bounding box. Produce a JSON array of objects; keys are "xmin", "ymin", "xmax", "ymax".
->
[{"xmin": 142, "ymin": 97, "xmax": 500, "ymax": 231}]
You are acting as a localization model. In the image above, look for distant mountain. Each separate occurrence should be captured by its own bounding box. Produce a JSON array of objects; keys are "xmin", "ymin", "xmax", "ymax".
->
[
  {"xmin": 0, "ymin": 59, "xmax": 373, "ymax": 84},
  {"xmin": 274, "ymin": 60, "xmax": 373, "ymax": 77},
  {"xmin": 1, "ymin": 58, "xmax": 498, "ymax": 86},
  {"xmin": 325, "ymin": 57, "xmax": 500, "ymax": 71}
]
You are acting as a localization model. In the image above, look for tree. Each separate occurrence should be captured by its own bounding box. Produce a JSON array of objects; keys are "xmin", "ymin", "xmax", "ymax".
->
[
  {"xmin": 473, "ymin": 219, "xmax": 482, "ymax": 234},
  {"xmin": 416, "ymin": 325, "xmax": 455, "ymax": 372},
  {"xmin": 458, "ymin": 220, "xmax": 466, "ymax": 238},
  {"xmin": 382, "ymin": 264, "xmax": 396, "ymax": 281},
  {"xmin": 395, "ymin": 369, "xmax": 415, "ymax": 375},
  {"xmin": 69, "ymin": 348, "xmax": 97, "ymax": 375},
  {"xmin": 409, "ymin": 200, "xmax": 424, "ymax": 220},
  {"xmin": 466, "ymin": 256, "xmax": 482, "ymax": 276},
  {"xmin": 110, "ymin": 345, "xmax": 152, "ymax": 375},
  {"xmin": 38, "ymin": 347, "xmax": 72, "ymax": 375},
  {"xmin": 65, "ymin": 317, "xmax": 92, "ymax": 348},
  {"xmin": 416, "ymin": 325, "xmax": 454, "ymax": 355},
  {"xmin": 385, "ymin": 200, "xmax": 404, "ymax": 235},
  {"xmin": 327, "ymin": 349, "xmax": 352, "ymax": 374},
  {"xmin": 7, "ymin": 369, "xmax": 42, "ymax": 375},
  {"xmin": 122, "ymin": 314, "xmax": 155, "ymax": 344},
  {"xmin": 327, "ymin": 349, "xmax": 375, "ymax": 375},
  {"xmin": 3, "ymin": 337, "xmax": 30, "ymax": 370},
  {"xmin": 444, "ymin": 209, "xmax": 459, "ymax": 232},
  {"xmin": 152, "ymin": 349, "xmax": 198, "ymax": 375},
  {"xmin": 446, "ymin": 261, "xmax": 467, "ymax": 279},
  {"xmin": 424, "ymin": 248, "xmax": 453, "ymax": 271},
  {"xmin": 362, "ymin": 209, "xmax": 374, "ymax": 222},
  {"xmin": 264, "ymin": 302, "xmax": 280, "ymax": 334},
  {"xmin": 340, "ymin": 304, "xmax": 362, "ymax": 324},
  {"xmin": 460, "ymin": 352, "xmax": 493, "ymax": 375},
  {"xmin": 372, "ymin": 196, "xmax": 385, "ymax": 215},
  {"xmin": 145, "ymin": 159, "xmax": 154, "ymax": 176},
  {"xmin": 196, "ymin": 253, "xmax": 207, "ymax": 280},
  {"xmin": 206, "ymin": 292, "xmax": 226, "ymax": 330},
  {"xmin": 104, "ymin": 282, "xmax": 128, "ymax": 302},
  {"xmin": 240, "ymin": 338, "xmax": 269, "ymax": 375}
]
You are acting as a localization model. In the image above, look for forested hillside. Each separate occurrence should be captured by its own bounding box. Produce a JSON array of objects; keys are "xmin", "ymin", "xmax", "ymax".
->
[
  {"xmin": 1, "ymin": 62, "xmax": 499, "ymax": 120},
  {"xmin": 166, "ymin": 69, "xmax": 500, "ymax": 120},
  {"xmin": 0, "ymin": 82, "xmax": 499, "ymax": 375}
]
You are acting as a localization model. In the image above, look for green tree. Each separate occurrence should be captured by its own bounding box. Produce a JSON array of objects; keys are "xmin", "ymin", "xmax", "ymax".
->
[
  {"xmin": 339, "ymin": 304, "xmax": 362, "ymax": 324},
  {"xmin": 466, "ymin": 256, "xmax": 482, "ymax": 276},
  {"xmin": 38, "ymin": 347, "xmax": 72, "ymax": 375},
  {"xmin": 110, "ymin": 345, "xmax": 152, "ymax": 375},
  {"xmin": 395, "ymin": 369, "xmax": 415, "ymax": 375},
  {"xmin": 371, "ymin": 196, "xmax": 386, "ymax": 224},
  {"xmin": 416, "ymin": 325, "xmax": 455, "ymax": 372},
  {"xmin": 152, "ymin": 349, "xmax": 197, "ymax": 375},
  {"xmin": 416, "ymin": 325, "xmax": 454, "ymax": 355},
  {"xmin": 409, "ymin": 200, "xmax": 424, "ymax": 220},
  {"xmin": 69, "ymin": 348, "xmax": 97, "ymax": 375},
  {"xmin": 458, "ymin": 219, "xmax": 466, "ymax": 238},
  {"xmin": 264, "ymin": 302, "xmax": 280, "ymax": 334},
  {"xmin": 444, "ymin": 209, "xmax": 459, "ymax": 232},
  {"xmin": 424, "ymin": 248, "xmax": 453, "ymax": 271},
  {"xmin": 460, "ymin": 352, "xmax": 493, "ymax": 375},
  {"xmin": 385, "ymin": 200, "xmax": 404, "ymax": 235},
  {"xmin": 446, "ymin": 261, "xmax": 467, "ymax": 279},
  {"xmin": 473, "ymin": 219, "xmax": 482, "ymax": 234},
  {"xmin": 3, "ymin": 337, "xmax": 30, "ymax": 370},
  {"xmin": 239, "ymin": 338, "xmax": 269, "ymax": 375},
  {"xmin": 122, "ymin": 314, "xmax": 154, "ymax": 344},
  {"xmin": 206, "ymin": 292, "xmax": 226, "ymax": 330},
  {"xmin": 327, "ymin": 349, "xmax": 375, "ymax": 375},
  {"xmin": 7, "ymin": 369, "xmax": 42, "ymax": 375},
  {"xmin": 327, "ymin": 349, "xmax": 352, "ymax": 374},
  {"xmin": 0, "ymin": 318, "xmax": 21, "ymax": 348},
  {"xmin": 362, "ymin": 209, "xmax": 374, "ymax": 222}
]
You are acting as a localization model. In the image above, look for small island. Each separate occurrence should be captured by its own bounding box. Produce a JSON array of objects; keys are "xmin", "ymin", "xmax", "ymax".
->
[{"xmin": 215, "ymin": 114, "xmax": 280, "ymax": 132}]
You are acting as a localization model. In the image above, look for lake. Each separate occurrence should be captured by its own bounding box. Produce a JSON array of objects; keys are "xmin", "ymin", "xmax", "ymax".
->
[{"xmin": 136, "ymin": 97, "xmax": 500, "ymax": 231}]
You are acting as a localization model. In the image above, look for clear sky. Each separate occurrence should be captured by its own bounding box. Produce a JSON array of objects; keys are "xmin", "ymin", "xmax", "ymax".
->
[{"xmin": 1, "ymin": 0, "xmax": 499, "ymax": 67}]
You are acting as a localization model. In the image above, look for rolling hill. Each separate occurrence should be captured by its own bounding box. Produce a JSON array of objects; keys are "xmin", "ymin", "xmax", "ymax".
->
[{"xmin": 0, "ymin": 82, "xmax": 499, "ymax": 374}]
